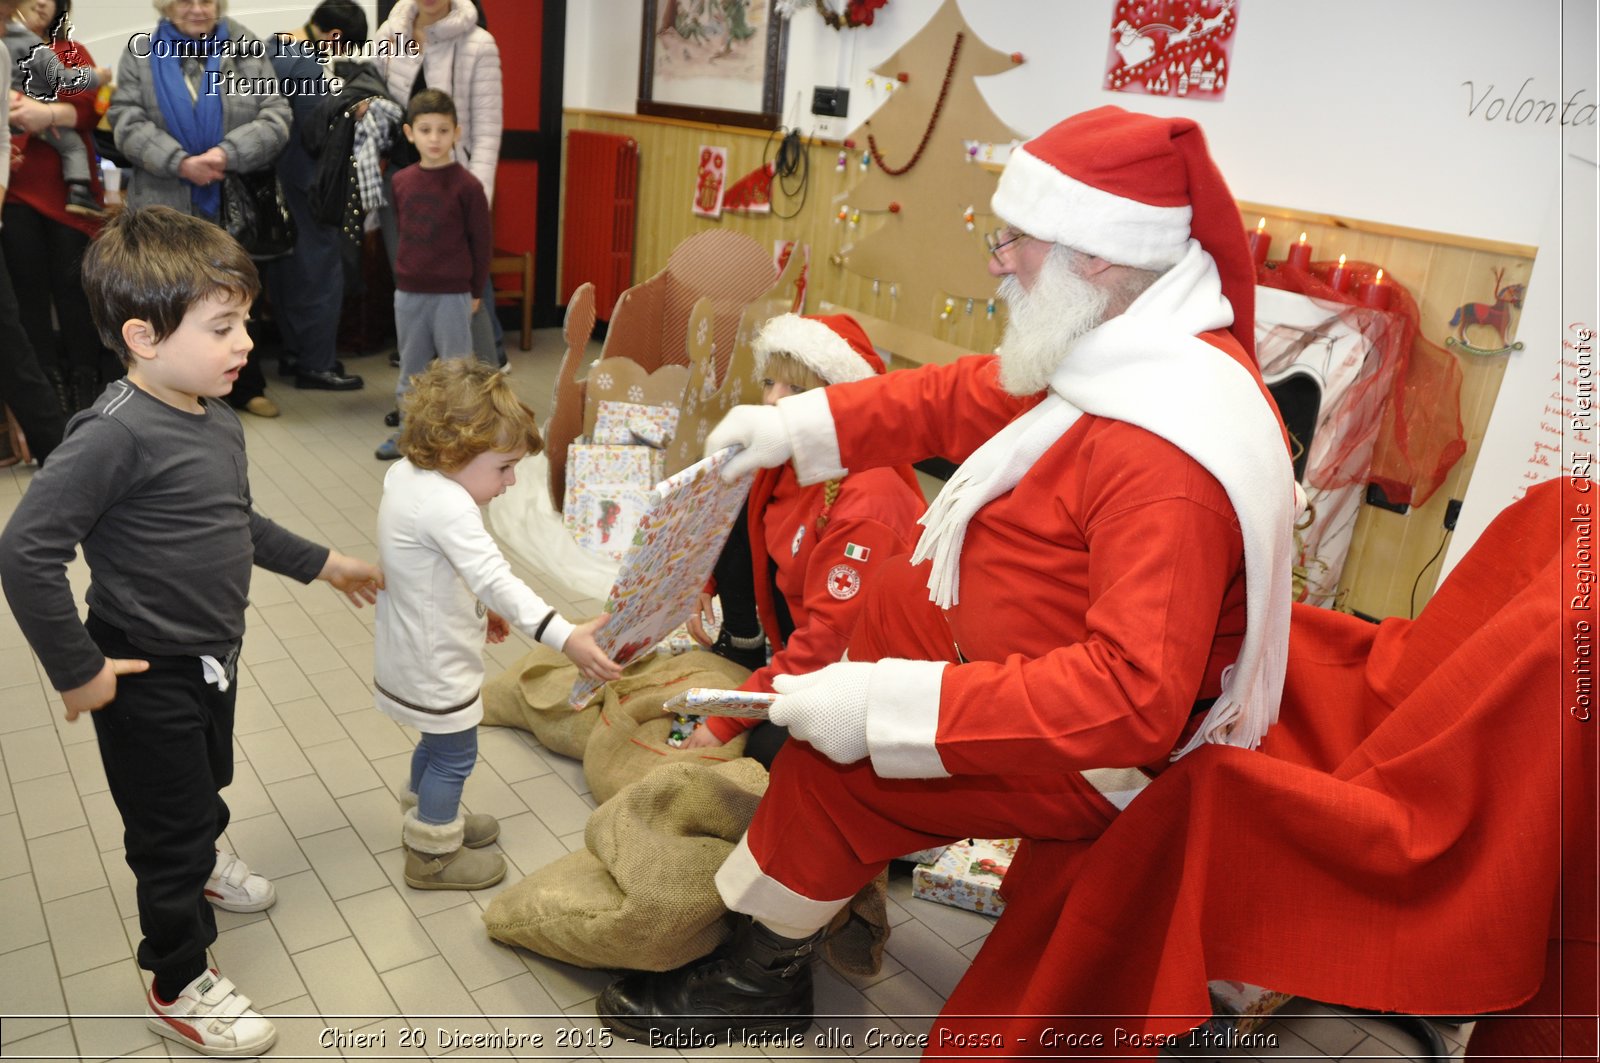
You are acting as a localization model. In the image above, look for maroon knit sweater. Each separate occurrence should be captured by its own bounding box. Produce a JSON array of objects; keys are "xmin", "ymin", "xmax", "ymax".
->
[{"xmin": 391, "ymin": 161, "xmax": 491, "ymax": 295}]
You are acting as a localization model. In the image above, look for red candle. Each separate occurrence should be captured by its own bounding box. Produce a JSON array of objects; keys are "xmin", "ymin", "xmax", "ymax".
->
[
  {"xmin": 1246, "ymin": 217, "xmax": 1270, "ymax": 267},
  {"xmin": 1327, "ymin": 254, "xmax": 1354, "ymax": 294},
  {"xmin": 1358, "ymin": 268, "xmax": 1391, "ymax": 309},
  {"xmin": 1283, "ymin": 232, "xmax": 1312, "ymax": 271}
]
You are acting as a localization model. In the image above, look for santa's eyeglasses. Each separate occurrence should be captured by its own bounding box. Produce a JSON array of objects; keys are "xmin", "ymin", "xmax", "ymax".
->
[{"xmin": 984, "ymin": 227, "xmax": 1032, "ymax": 260}]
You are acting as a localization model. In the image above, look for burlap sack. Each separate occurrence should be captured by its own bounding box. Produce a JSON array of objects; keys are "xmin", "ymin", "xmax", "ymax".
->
[
  {"xmin": 481, "ymin": 644, "xmax": 600, "ymax": 758},
  {"xmin": 582, "ymin": 649, "xmax": 753, "ymax": 805},
  {"xmin": 481, "ymin": 757, "xmax": 769, "ymax": 971},
  {"xmin": 824, "ymin": 869, "xmax": 890, "ymax": 977}
]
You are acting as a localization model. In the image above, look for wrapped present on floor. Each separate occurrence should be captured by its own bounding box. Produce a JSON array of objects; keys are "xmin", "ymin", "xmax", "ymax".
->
[
  {"xmin": 1203, "ymin": 980, "xmax": 1296, "ymax": 1036},
  {"xmin": 911, "ymin": 838, "xmax": 1019, "ymax": 916},
  {"xmin": 898, "ymin": 846, "xmax": 951, "ymax": 866},
  {"xmin": 593, "ymin": 401, "xmax": 680, "ymax": 448}
]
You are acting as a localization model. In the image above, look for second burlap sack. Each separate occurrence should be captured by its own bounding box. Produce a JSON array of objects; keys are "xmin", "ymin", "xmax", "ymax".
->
[{"xmin": 481, "ymin": 756, "xmax": 768, "ymax": 971}]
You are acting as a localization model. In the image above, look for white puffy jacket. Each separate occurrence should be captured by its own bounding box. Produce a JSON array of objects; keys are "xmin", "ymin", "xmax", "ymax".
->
[{"xmin": 374, "ymin": 0, "xmax": 504, "ymax": 203}]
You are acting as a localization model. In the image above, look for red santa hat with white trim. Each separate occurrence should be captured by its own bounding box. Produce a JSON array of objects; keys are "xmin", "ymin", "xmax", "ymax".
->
[
  {"xmin": 990, "ymin": 105, "xmax": 1256, "ymax": 361},
  {"xmin": 753, "ymin": 313, "xmax": 886, "ymax": 384}
]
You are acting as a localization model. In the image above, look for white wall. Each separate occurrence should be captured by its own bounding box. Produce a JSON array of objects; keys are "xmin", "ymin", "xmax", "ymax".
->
[
  {"xmin": 565, "ymin": 0, "xmax": 1578, "ymax": 245},
  {"xmin": 1442, "ymin": 0, "xmax": 1597, "ymax": 566},
  {"xmin": 68, "ymin": 1, "xmax": 1577, "ymax": 243}
]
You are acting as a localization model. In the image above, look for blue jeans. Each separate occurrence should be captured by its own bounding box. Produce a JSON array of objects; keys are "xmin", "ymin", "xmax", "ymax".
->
[{"xmin": 409, "ymin": 728, "xmax": 478, "ymax": 825}]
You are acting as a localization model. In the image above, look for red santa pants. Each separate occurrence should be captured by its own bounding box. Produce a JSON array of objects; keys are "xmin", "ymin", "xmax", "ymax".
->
[{"xmin": 715, "ymin": 554, "xmax": 1123, "ymax": 930}]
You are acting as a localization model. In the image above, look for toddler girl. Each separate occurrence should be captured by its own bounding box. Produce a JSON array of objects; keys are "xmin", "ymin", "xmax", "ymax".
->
[{"xmin": 375, "ymin": 359, "xmax": 621, "ymax": 889}]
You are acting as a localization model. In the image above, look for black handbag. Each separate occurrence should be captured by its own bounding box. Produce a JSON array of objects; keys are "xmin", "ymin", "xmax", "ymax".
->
[{"xmin": 221, "ymin": 170, "xmax": 297, "ymax": 260}]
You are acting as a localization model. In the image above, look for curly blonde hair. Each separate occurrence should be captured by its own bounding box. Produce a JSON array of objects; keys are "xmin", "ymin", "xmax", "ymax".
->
[{"xmin": 398, "ymin": 360, "xmax": 542, "ymax": 471}]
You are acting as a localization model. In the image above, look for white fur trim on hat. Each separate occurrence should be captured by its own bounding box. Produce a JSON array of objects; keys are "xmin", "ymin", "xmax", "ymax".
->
[
  {"xmin": 991, "ymin": 146, "xmax": 1192, "ymax": 271},
  {"xmin": 754, "ymin": 315, "xmax": 875, "ymax": 386}
]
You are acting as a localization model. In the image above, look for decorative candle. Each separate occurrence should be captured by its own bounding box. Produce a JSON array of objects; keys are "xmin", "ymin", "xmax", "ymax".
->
[
  {"xmin": 1358, "ymin": 268, "xmax": 1392, "ymax": 309},
  {"xmin": 1327, "ymin": 254, "xmax": 1354, "ymax": 294},
  {"xmin": 1284, "ymin": 232, "xmax": 1312, "ymax": 271},
  {"xmin": 1246, "ymin": 217, "xmax": 1271, "ymax": 267}
]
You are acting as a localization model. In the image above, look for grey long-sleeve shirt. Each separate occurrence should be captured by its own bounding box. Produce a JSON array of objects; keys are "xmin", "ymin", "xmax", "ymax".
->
[{"xmin": 0, "ymin": 380, "xmax": 328, "ymax": 691}]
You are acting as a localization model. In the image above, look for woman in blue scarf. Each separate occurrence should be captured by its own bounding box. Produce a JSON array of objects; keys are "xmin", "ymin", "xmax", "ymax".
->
[{"xmin": 108, "ymin": 0, "xmax": 291, "ymax": 416}]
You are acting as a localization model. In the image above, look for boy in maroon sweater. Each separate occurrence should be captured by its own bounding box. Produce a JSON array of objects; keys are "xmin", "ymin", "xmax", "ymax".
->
[{"xmin": 376, "ymin": 89, "xmax": 492, "ymax": 461}]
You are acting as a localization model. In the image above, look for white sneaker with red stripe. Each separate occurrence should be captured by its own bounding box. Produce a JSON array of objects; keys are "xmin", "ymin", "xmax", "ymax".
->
[
  {"xmin": 204, "ymin": 850, "xmax": 276, "ymax": 913},
  {"xmin": 146, "ymin": 968, "xmax": 277, "ymax": 1056}
]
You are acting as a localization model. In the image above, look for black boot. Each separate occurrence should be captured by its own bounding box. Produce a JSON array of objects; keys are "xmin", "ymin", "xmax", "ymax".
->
[
  {"xmin": 710, "ymin": 628, "xmax": 768, "ymax": 673},
  {"xmin": 597, "ymin": 916, "xmax": 820, "ymax": 1045}
]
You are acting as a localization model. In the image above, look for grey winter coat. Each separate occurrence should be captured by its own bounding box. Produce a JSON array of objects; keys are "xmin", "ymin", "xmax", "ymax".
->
[{"xmin": 108, "ymin": 16, "xmax": 291, "ymax": 215}]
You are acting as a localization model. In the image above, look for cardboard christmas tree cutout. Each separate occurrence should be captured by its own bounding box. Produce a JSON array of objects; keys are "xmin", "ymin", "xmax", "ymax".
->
[{"xmin": 841, "ymin": 0, "xmax": 1023, "ymax": 329}]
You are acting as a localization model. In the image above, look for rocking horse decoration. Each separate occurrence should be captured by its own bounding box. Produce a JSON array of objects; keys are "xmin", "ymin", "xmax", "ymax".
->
[{"xmin": 1447, "ymin": 267, "xmax": 1527, "ymax": 355}]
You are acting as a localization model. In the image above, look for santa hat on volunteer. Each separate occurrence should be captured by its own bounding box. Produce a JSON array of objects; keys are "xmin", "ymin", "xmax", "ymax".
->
[
  {"xmin": 989, "ymin": 105, "xmax": 1255, "ymax": 362},
  {"xmin": 753, "ymin": 313, "xmax": 886, "ymax": 385}
]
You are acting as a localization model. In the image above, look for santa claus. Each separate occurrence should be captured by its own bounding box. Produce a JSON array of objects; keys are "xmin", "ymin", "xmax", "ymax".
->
[{"xmin": 597, "ymin": 105, "xmax": 1298, "ymax": 1042}]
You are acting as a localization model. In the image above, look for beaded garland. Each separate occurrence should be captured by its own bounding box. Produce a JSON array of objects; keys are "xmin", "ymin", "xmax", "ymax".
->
[{"xmin": 866, "ymin": 32, "xmax": 965, "ymax": 177}]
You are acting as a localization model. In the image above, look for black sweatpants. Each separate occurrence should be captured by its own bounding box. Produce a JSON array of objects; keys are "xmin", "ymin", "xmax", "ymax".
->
[{"xmin": 86, "ymin": 613, "xmax": 236, "ymax": 984}]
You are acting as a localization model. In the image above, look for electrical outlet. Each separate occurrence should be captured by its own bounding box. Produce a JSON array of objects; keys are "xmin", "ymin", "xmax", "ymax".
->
[
  {"xmin": 812, "ymin": 115, "xmax": 837, "ymax": 140},
  {"xmin": 1364, "ymin": 483, "xmax": 1410, "ymax": 515},
  {"xmin": 811, "ymin": 86, "xmax": 850, "ymax": 117}
]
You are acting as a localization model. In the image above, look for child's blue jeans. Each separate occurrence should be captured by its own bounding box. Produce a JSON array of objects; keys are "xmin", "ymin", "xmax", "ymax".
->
[{"xmin": 409, "ymin": 728, "xmax": 478, "ymax": 825}]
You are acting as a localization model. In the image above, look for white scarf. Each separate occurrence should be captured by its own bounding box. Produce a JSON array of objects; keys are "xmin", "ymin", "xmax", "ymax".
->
[{"xmin": 911, "ymin": 241, "xmax": 1297, "ymax": 756}]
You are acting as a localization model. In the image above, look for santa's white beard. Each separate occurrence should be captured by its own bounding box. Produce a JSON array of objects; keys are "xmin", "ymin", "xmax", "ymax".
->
[{"xmin": 995, "ymin": 252, "xmax": 1112, "ymax": 397}]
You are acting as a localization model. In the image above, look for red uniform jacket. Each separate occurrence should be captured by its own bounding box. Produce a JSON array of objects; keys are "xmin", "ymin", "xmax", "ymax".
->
[
  {"xmin": 703, "ymin": 463, "xmax": 925, "ymax": 742},
  {"xmin": 7, "ymin": 40, "xmax": 104, "ymax": 238}
]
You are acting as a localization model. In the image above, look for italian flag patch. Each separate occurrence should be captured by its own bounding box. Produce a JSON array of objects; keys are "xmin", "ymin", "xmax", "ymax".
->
[{"xmin": 843, "ymin": 543, "xmax": 871, "ymax": 562}]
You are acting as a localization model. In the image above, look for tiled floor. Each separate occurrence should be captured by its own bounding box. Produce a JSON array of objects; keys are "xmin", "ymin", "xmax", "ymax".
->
[{"xmin": 0, "ymin": 331, "xmax": 1467, "ymax": 1061}]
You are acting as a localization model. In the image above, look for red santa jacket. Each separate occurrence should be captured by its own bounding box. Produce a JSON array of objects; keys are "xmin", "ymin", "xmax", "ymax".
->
[
  {"xmin": 703, "ymin": 462, "xmax": 925, "ymax": 742},
  {"xmin": 812, "ymin": 348, "xmax": 1256, "ymax": 775}
]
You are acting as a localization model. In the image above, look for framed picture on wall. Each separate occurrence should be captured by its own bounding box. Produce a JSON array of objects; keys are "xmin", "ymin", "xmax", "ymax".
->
[{"xmin": 638, "ymin": 0, "xmax": 789, "ymax": 130}]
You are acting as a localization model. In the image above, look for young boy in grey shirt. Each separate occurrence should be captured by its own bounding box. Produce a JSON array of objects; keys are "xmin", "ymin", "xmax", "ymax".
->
[{"xmin": 0, "ymin": 206, "xmax": 382, "ymax": 1057}]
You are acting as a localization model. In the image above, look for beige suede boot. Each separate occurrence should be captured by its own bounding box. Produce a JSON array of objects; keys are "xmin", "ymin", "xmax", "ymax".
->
[
  {"xmin": 401, "ymin": 810, "xmax": 506, "ymax": 891},
  {"xmin": 399, "ymin": 787, "xmax": 499, "ymax": 848}
]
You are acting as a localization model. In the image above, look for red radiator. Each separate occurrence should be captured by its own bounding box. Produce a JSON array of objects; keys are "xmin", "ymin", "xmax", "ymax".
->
[{"xmin": 561, "ymin": 131, "xmax": 638, "ymax": 321}]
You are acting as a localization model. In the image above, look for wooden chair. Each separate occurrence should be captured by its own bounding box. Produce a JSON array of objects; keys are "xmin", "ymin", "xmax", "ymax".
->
[{"xmin": 491, "ymin": 250, "xmax": 534, "ymax": 352}]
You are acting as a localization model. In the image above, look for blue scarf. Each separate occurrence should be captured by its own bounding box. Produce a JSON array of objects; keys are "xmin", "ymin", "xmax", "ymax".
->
[{"xmin": 148, "ymin": 17, "xmax": 229, "ymax": 217}]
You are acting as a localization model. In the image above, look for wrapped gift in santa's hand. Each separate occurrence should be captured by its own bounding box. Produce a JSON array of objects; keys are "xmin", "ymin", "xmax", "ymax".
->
[{"xmin": 770, "ymin": 662, "xmax": 875, "ymax": 765}]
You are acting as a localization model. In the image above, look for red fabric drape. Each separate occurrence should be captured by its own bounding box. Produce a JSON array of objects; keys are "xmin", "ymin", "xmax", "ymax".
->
[
  {"xmin": 1257, "ymin": 260, "xmax": 1466, "ymax": 507},
  {"xmin": 926, "ymin": 479, "xmax": 1593, "ymax": 1058}
]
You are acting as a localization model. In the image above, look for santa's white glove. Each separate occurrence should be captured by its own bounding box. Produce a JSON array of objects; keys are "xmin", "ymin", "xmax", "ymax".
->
[
  {"xmin": 769, "ymin": 662, "xmax": 874, "ymax": 765},
  {"xmin": 706, "ymin": 405, "xmax": 794, "ymax": 482}
]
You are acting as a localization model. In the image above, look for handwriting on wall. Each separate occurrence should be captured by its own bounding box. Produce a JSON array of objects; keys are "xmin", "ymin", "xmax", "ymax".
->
[
  {"xmin": 1462, "ymin": 79, "xmax": 1595, "ymax": 125},
  {"xmin": 1522, "ymin": 323, "xmax": 1596, "ymax": 496}
]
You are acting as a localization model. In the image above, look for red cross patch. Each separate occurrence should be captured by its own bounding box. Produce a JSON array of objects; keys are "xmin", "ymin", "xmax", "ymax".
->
[{"xmin": 826, "ymin": 564, "xmax": 861, "ymax": 600}]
